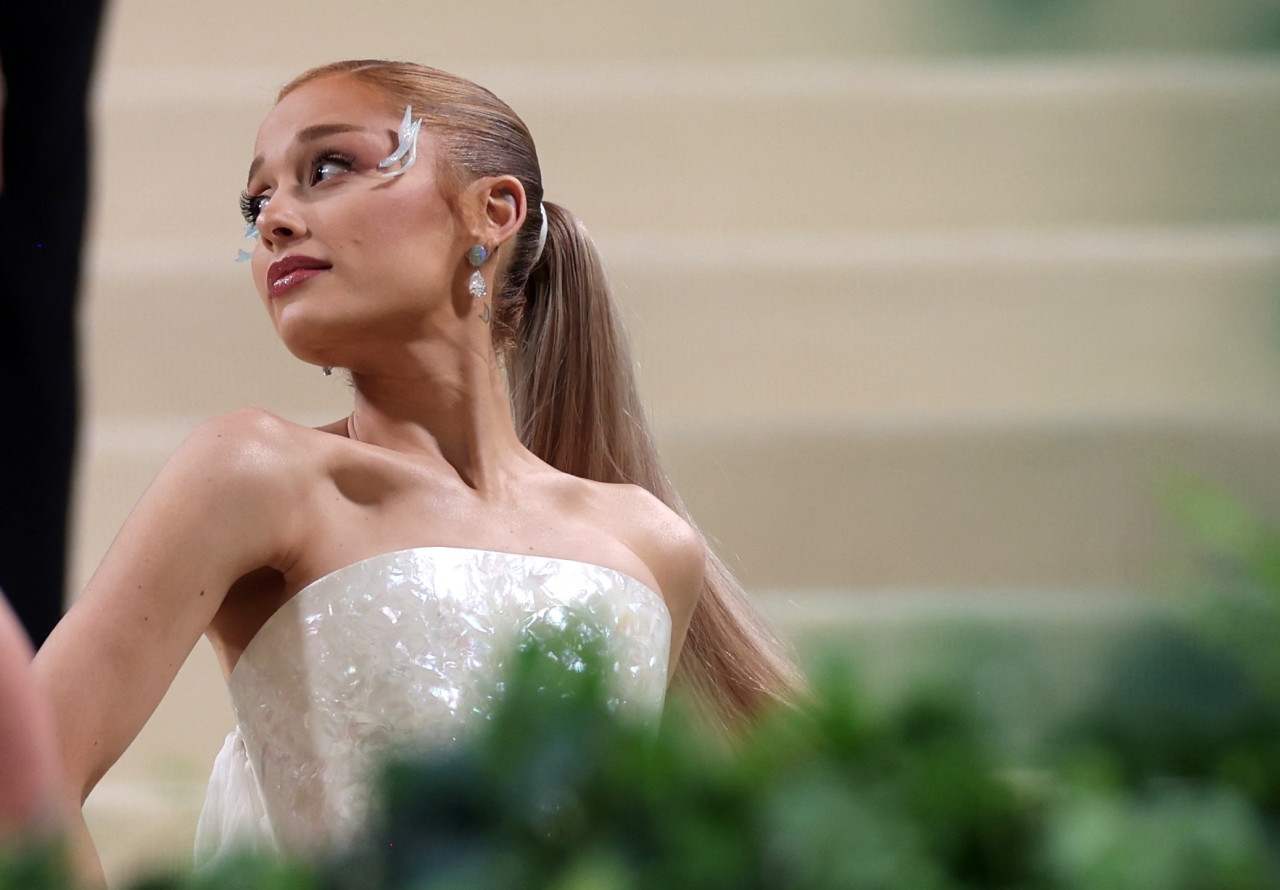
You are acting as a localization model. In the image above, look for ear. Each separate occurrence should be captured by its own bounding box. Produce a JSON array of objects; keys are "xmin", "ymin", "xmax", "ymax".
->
[{"xmin": 466, "ymin": 175, "xmax": 527, "ymax": 250}]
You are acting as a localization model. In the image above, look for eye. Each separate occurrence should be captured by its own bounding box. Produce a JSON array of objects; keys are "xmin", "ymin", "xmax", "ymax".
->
[
  {"xmin": 239, "ymin": 191, "xmax": 269, "ymax": 225},
  {"xmin": 311, "ymin": 152, "xmax": 355, "ymax": 185}
]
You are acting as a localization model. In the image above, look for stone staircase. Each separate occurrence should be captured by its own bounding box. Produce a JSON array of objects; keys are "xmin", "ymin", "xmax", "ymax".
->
[{"xmin": 72, "ymin": 0, "xmax": 1280, "ymax": 882}]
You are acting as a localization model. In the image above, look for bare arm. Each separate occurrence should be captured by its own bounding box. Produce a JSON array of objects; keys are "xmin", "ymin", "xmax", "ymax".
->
[{"xmin": 33, "ymin": 411, "xmax": 302, "ymax": 806}]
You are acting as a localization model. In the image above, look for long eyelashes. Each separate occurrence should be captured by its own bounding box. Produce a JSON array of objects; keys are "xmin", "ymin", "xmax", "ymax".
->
[
  {"xmin": 239, "ymin": 151, "xmax": 355, "ymax": 229},
  {"xmin": 240, "ymin": 191, "xmax": 267, "ymax": 226}
]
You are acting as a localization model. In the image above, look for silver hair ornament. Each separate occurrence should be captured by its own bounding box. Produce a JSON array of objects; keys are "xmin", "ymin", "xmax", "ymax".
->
[
  {"xmin": 379, "ymin": 106, "xmax": 422, "ymax": 178},
  {"xmin": 532, "ymin": 204, "xmax": 549, "ymax": 265}
]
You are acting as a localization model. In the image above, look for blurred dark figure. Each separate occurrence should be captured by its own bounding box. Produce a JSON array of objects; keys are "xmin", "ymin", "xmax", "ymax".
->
[{"xmin": 0, "ymin": 2, "xmax": 108, "ymax": 646}]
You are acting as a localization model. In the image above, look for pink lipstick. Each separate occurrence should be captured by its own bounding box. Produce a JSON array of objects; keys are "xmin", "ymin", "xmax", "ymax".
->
[{"xmin": 267, "ymin": 254, "xmax": 331, "ymax": 298}]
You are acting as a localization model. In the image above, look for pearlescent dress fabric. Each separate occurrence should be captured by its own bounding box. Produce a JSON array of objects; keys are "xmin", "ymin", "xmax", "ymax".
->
[{"xmin": 194, "ymin": 547, "xmax": 671, "ymax": 865}]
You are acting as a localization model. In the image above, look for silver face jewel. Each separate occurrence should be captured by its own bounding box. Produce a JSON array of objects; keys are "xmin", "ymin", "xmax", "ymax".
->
[
  {"xmin": 238, "ymin": 215, "xmax": 262, "ymax": 262},
  {"xmin": 244, "ymin": 196, "xmax": 269, "ymax": 240},
  {"xmin": 378, "ymin": 105, "xmax": 422, "ymax": 178}
]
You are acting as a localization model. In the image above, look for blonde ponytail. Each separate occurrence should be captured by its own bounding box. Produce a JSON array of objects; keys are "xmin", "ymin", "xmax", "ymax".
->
[{"xmin": 511, "ymin": 203, "xmax": 803, "ymax": 727}]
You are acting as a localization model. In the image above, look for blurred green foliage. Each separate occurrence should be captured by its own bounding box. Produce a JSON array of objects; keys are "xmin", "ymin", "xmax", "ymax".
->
[
  {"xmin": 0, "ymin": 840, "xmax": 71, "ymax": 890},
  {"xmin": 6, "ymin": 495, "xmax": 1280, "ymax": 889}
]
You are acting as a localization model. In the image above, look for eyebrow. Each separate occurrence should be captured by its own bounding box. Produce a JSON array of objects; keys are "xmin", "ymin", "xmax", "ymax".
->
[{"xmin": 246, "ymin": 123, "xmax": 369, "ymax": 187}]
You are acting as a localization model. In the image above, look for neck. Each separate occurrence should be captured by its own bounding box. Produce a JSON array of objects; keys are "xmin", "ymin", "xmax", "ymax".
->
[{"xmin": 344, "ymin": 338, "xmax": 534, "ymax": 492}]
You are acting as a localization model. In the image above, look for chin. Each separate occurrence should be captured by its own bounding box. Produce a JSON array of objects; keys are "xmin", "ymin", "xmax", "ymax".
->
[{"xmin": 271, "ymin": 312, "xmax": 339, "ymax": 368}]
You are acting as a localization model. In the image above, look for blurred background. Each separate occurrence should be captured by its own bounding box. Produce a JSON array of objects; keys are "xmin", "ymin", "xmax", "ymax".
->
[{"xmin": 38, "ymin": 0, "xmax": 1280, "ymax": 883}]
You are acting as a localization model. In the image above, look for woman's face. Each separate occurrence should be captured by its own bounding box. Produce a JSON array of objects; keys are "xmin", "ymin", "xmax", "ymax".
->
[{"xmin": 245, "ymin": 75, "xmax": 463, "ymax": 367}]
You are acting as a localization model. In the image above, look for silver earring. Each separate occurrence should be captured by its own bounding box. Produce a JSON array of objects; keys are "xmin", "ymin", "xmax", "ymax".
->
[
  {"xmin": 467, "ymin": 244, "xmax": 489, "ymax": 299},
  {"xmin": 322, "ymin": 366, "xmax": 333, "ymax": 376}
]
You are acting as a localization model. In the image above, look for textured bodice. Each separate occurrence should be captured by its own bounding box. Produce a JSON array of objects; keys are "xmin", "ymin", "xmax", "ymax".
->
[{"xmin": 196, "ymin": 546, "xmax": 671, "ymax": 862}]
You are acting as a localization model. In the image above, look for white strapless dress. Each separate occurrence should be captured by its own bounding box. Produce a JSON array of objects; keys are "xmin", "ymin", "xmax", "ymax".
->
[{"xmin": 193, "ymin": 546, "xmax": 671, "ymax": 866}]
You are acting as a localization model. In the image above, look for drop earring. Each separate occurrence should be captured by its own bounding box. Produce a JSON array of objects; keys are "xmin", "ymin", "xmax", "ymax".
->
[{"xmin": 467, "ymin": 244, "xmax": 489, "ymax": 299}]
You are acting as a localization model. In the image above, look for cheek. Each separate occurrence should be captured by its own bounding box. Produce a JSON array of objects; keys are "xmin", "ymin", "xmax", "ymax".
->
[
  {"xmin": 249, "ymin": 251, "xmax": 269, "ymax": 299},
  {"xmin": 346, "ymin": 196, "xmax": 455, "ymax": 276}
]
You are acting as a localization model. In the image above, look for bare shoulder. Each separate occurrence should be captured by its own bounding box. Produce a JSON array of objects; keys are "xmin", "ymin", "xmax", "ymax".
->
[
  {"xmin": 593, "ymin": 483, "xmax": 705, "ymax": 627},
  {"xmin": 615, "ymin": 485, "xmax": 704, "ymax": 578},
  {"xmin": 137, "ymin": 408, "xmax": 338, "ymax": 572},
  {"xmin": 171, "ymin": 409, "xmax": 325, "ymax": 496},
  {"xmin": 179, "ymin": 407, "xmax": 306, "ymax": 465}
]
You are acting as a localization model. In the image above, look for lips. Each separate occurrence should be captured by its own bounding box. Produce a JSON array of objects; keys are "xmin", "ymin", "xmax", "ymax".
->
[{"xmin": 267, "ymin": 254, "xmax": 331, "ymax": 298}]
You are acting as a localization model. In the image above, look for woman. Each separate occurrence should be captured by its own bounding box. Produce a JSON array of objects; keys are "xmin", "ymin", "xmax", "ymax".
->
[{"xmin": 34, "ymin": 60, "xmax": 800, "ymax": 876}]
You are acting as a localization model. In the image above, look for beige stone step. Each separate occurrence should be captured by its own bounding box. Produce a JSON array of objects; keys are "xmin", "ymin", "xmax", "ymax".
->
[
  {"xmin": 660, "ymin": 416, "xmax": 1280, "ymax": 591},
  {"xmin": 69, "ymin": 413, "xmax": 1280, "ymax": 603},
  {"xmin": 617, "ymin": 227, "xmax": 1280, "ymax": 426},
  {"xmin": 88, "ymin": 59, "xmax": 1280, "ymax": 243},
  {"xmin": 79, "ymin": 227, "xmax": 1280, "ymax": 421},
  {"xmin": 96, "ymin": 0, "xmax": 1280, "ymax": 70}
]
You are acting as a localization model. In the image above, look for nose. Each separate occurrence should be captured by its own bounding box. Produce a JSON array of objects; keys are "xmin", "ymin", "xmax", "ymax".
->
[{"xmin": 256, "ymin": 192, "xmax": 307, "ymax": 247}]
